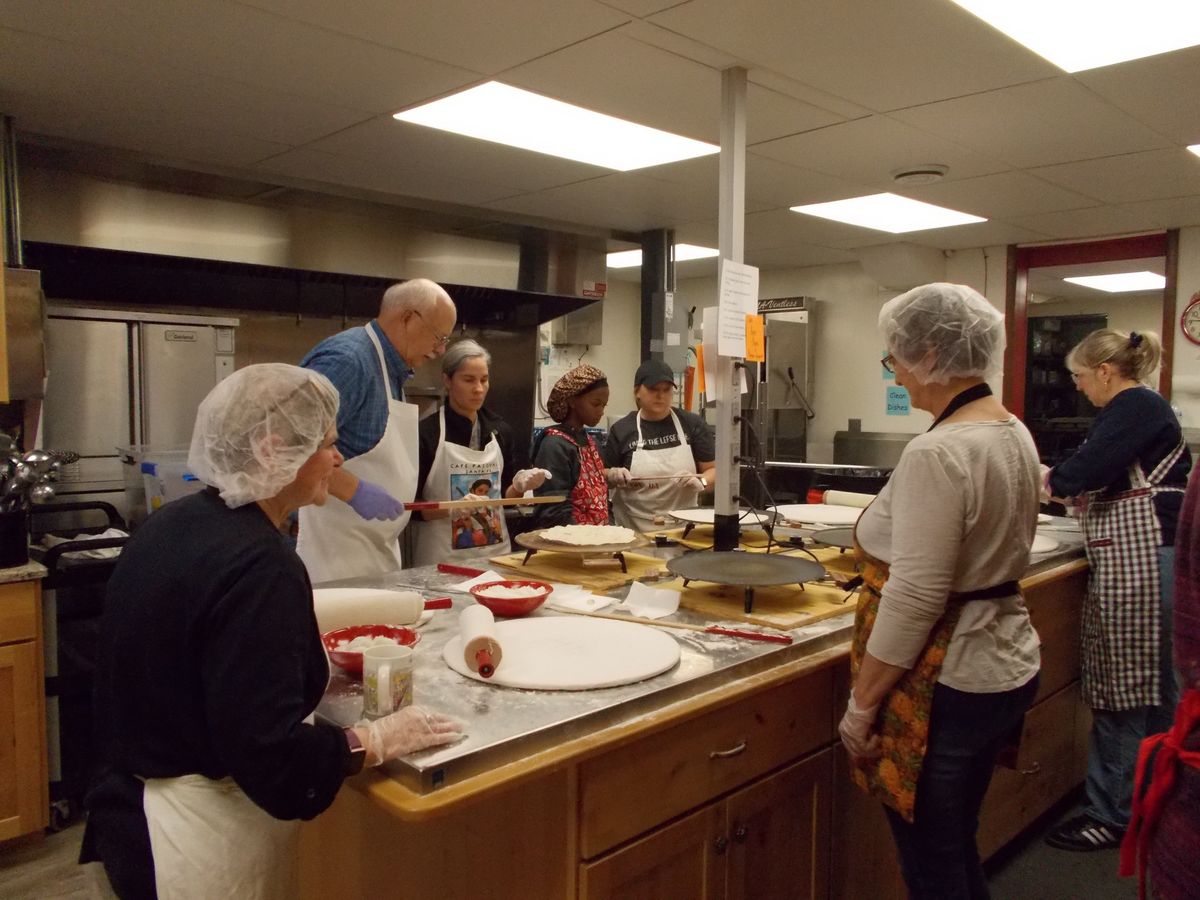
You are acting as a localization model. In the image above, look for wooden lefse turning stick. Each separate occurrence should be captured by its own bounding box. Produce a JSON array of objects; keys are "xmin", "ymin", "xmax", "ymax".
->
[{"xmin": 549, "ymin": 606, "xmax": 793, "ymax": 645}]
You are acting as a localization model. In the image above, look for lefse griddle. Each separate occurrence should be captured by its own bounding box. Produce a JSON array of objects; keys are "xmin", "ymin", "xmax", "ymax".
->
[{"xmin": 667, "ymin": 550, "xmax": 826, "ymax": 614}]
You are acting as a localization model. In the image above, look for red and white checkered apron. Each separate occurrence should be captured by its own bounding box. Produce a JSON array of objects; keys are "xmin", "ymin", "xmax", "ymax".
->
[{"xmin": 1080, "ymin": 439, "xmax": 1186, "ymax": 711}]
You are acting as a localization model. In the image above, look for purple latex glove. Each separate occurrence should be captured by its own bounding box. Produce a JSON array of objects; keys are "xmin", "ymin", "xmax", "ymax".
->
[{"xmin": 348, "ymin": 479, "xmax": 405, "ymax": 521}]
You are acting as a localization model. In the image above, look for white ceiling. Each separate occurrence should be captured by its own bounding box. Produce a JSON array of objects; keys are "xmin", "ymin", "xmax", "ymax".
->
[{"xmin": 1, "ymin": 0, "xmax": 1199, "ymax": 277}]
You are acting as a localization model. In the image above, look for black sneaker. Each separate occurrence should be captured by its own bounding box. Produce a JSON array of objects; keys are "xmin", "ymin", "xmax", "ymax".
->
[{"xmin": 1044, "ymin": 814, "xmax": 1125, "ymax": 851}]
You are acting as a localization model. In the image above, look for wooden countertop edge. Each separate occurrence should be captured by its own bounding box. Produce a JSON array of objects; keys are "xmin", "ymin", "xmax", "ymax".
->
[
  {"xmin": 349, "ymin": 555, "xmax": 1088, "ymax": 823},
  {"xmin": 353, "ymin": 643, "xmax": 849, "ymax": 823}
]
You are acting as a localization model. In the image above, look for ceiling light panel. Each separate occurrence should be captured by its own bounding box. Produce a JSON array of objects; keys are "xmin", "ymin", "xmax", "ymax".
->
[
  {"xmin": 948, "ymin": 1, "xmax": 1200, "ymax": 72},
  {"xmin": 789, "ymin": 193, "xmax": 986, "ymax": 233},
  {"xmin": 607, "ymin": 244, "xmax": 720, "ymax": 269},
  {"xmin": 1063, "ymin": 272, "xmax": 1167, "ymax": 292},
  {"xmin": 395, "ymin": 81, "xmax": 718, "ymax": 171}
]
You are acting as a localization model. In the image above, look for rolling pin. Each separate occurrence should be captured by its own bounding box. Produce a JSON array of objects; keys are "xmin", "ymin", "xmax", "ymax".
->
[
  {"xmin": 459, "ymin": 604, "xmax": 503, "ymax": 678},
  {"xmin": 823, "ymin": 490, "xmax": 876, "ymax": 509}
]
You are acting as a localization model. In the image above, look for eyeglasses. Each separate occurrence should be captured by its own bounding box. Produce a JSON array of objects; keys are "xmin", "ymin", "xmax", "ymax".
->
[
  {"xmin": 880, "ymin": 354, "xmax": 895, "ymax": 374},
  {"xmin": 414, "ymin": 310, "xmax": 450, "ymax": 348}
]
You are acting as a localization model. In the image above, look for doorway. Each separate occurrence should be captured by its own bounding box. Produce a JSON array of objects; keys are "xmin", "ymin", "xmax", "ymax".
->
[{"xmin": 1005, "ymin": 232, "xmax": 1179, "ymax": 463}]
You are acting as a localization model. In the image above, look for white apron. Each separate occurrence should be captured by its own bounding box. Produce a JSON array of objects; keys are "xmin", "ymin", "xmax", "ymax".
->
[
  {"xmin": 143, "ymin": 775, "xmax": 299, "ymax": 900},
  {"xmin": 411, "ymin": 408, "xmax": 510, "ymax": 565},
  {"xmin": 611, "ymin": 410, "xmax": 700, "ymax": 533},
  {"xmin": 297, "ymin": 325, "xmax": 419, "ymax": 583}
]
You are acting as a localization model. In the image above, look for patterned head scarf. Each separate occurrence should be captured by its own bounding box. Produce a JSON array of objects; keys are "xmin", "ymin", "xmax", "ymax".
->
[{"xmin": 547, "ymin": 364, "xmax": 607, "ymax": 423}]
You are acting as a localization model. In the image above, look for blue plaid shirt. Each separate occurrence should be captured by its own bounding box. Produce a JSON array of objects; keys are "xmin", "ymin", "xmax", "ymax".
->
[{"xmin": 300, "ymin": 321, "xmax": 413, "ymax": 460}]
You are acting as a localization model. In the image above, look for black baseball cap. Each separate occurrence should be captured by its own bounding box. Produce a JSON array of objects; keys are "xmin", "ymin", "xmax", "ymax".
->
[{"xmin": 634, "ymin": 359, "xmax": 676, "ymax": 388}]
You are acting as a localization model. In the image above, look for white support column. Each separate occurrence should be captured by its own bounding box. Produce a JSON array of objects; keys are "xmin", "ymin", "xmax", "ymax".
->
[{"xmin": 713, "ymin": 67, "xmax": 747, "ymax": 550}]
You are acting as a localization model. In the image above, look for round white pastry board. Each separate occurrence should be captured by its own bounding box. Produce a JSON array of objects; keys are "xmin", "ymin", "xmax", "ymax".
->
[
  {"xmin": 771, "ymin": 503, "xmax": 863, "ymax": 526},
  {"xmin": 668, "ymin": 507, "xmax": 774, "ymax": 526},
  {"xmin": 442, "ymin": 617, "xmax": 681, "ymax": 690},
  {"xmin": 1032, "ymin": 534, "xmax": 1059, "ymax": 554}
]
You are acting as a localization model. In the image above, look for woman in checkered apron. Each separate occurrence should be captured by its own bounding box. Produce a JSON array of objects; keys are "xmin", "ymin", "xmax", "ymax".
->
[{"xmin": 1044, "ymin": 329, "xmax": 1190, "ymax": 852}]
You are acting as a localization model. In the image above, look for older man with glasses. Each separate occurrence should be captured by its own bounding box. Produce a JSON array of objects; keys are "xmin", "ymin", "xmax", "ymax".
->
[{"xmin": 298, "ymin": 278, "xmax": 458, "ymax": 582}]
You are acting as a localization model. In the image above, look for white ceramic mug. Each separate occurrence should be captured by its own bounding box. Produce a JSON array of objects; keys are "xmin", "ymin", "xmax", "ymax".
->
[{"xmin": 361, "ymin": 644, "xmax": 414, "ymax": 718}]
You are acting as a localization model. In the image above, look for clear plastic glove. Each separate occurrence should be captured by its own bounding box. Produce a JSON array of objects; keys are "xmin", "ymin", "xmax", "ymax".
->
[
  {"xmin": 838, "ymin": 694, "xmax": 882, "ymax": 758},
  {"xmin": 512, "ymin": 468, "xmax": 552, "ymax": 493},
  {"xmin": 348, "ymin": 479, "xmax": 405, "ymax": 521},
  {"xmin": 676, "ymin": 470, "xmax": 708, "ymax": 492},
  {"xmin": 605, "ymin": 467, "xmax": 633, "ymax": 488},
  {"xmin": 1038, "ymin": 464, "xmax": 1053, "ymax": 505},
  {"xmin": 360, "ymin": 706, "xmax": 464, "ymax": 765}
]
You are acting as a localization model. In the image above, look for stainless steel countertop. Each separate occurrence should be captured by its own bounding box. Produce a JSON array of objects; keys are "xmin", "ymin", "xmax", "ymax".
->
[{"xmin": 315, "ymin": 516, "xmax": 1085, "ymax": 795}]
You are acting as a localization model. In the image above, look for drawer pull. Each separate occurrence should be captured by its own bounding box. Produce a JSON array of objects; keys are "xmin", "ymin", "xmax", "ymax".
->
[
  {"xmin": 709, "ymin": 740, "xmax": 748, "ymax": 760},
  {"xmin": 714, "ymin": 835, "xmax": 729, "ymax": 855},
  {"xmin": 1018, "ymin": 761, "xmax": 1042, "ymax": 776},
  {"xmin": 733, "ymin": 826, "xmax": 749, "ymax": 844}
]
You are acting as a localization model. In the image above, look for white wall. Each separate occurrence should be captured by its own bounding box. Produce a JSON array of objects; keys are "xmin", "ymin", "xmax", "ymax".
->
[
  {"xmin": 535, "ymin": 279, "xmax": 643, "ymax": 428},
  {"xmin": 1030, "ymin": 293, "xmax": 1161, "ymax": 338},
  {"xmin": 1172, "ymin": 226, "xmax": 1200, "ymax": 426},
  {"xmin": 673, "ymin": 249, "xmax": 1011, "ymax": 462}
]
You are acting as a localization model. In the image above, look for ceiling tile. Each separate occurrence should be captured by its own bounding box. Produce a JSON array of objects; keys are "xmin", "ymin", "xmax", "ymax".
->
[
  {"xmin": 892, "ymin": 78, "xmax": 1174, "ymax": 170},
  {"xmin": 0, "ymin": 2, "xmax": 480, "ymax": 114},
  {"xmin": 597, "ymin": 0, "xmax": 685, "ymax": 15},
  {"xmin": 483, "ymin": 173, "xmax": 720, "ymax": 232},
  {"xmin": 898, "ymin": 171, "xmax": 1097, "ymax": 219},
  {"xmin": 633, "ymin": 154, "xmax": 842, "ymax": 212},
  {"xmin": 1030, "ymin": 150, "xmax": 1200, "ymax": 204},
  {"xmin": 1114, "ymin": 195, "xmax": 1200, "ymax": 231},
  {"xmin": 648, "ymin": 0, "xmax": 1059, "ymax": 111},
  {"xmin": 1007, "ymin": 205, "xmax": 1169, "ymax": 241},
  {"xmin": 752, "ymin": 116, "xmax": 1009, "ymax": 186},
  {"xmin": 1076, "ymin": 45, "xmax": 1200, "ymax": 145},
  {"xmin": 0, "ymin": 26, "xmax": 370, "ymax": 146},
  {"xmin": 745, "ymin": 208, "xmax": 868, "ymax": 249},
  {"xmin": 824, "ymin": 219, "xmax": 1051, "ymax": 251},
  {"xmin": 238, "ymin": 0, "xmax": 629, "ymax": 75},
  {"xmin": 747, "ymin": 244, "xmax": 857, "ymax": 269},
  {"xmin": 304, "ymin": 117, "xmax": 611, "ymax": 193},
  {"xmin": 501, "ymin": 28, "xmax": 845, "ymax": 145},
  {"xmin": 254, "ymin": 148, "xmax": 524, "ymax": 207}
]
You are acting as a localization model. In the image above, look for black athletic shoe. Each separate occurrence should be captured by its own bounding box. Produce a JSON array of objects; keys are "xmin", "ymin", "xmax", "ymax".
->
[{"xmin": 1044, "ymin": 814, "xmax": 1125, "ymax": 851}]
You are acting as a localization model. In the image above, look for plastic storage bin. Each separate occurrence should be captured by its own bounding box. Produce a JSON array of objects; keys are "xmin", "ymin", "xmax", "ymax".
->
[{"xmin": 119, "ymin": 446, "xmax": 205, "ymax": 519}]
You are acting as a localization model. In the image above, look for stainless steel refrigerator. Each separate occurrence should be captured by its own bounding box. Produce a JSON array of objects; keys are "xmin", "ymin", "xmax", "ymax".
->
[{"xmin": 41, "ymin": 305, "xmax": 238, "ymax": 525}]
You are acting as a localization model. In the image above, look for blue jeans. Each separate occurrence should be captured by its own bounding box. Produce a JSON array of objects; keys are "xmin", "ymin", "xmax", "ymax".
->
[
  {"xmin": 1084, "ymin": 546, "xmax": 1181, "ymax": 829},
  {"xmin": 884, "ymin": 675, "xmax": 1040, "ymax": 900}
]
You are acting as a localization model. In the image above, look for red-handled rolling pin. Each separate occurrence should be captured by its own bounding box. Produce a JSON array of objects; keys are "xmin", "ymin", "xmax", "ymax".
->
[{"xmin": 423, "ymin": 597, "xmax": 453, "ymax": 610}]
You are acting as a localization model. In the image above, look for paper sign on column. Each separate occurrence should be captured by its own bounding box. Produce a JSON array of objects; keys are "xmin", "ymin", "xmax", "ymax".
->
[
  {"xmin": 745, "ymin": 315, "xmax": 765, "ymax": 362},
  {"xmin": 717, "ymin": 259, "xmax": 760, "ymax": 358},
  {"xmin": 701, "ymin": 307, "xmax": 718, "ymax": 401}
]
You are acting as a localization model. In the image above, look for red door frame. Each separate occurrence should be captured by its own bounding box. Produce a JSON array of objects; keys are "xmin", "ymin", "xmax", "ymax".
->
[{"xmin": 1004, "ymin": 231, "xmax": 1179, "ymax": 417}]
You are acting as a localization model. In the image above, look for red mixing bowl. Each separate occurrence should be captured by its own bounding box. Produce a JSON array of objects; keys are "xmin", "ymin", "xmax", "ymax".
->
[
  {"xmin": 322, "ymin": 624, "xmax": 421, "ymax": 677},
  {"xmin": 468, "ymin": 579, "xmax": 553, "ymax": 617}
]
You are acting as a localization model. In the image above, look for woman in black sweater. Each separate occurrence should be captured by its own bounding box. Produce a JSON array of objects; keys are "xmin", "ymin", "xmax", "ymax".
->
[{"xmin": 1044, "ymin": 330, "xmax": 1189, "ymax": 853}]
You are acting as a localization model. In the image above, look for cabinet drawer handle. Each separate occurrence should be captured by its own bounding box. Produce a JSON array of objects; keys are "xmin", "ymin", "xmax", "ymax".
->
[
  {"xmin": 1018, "ymin": 761, "xmax": 1042, "ymax": 776},
  {"xmin": 709, "ymin": 740, "xmax": 748, "ymax": 760},
  {"xmin": 733, "ymin": 826, "xmax": 749, "ymax": 844},
  {"xmin": 714, "ymin": 835, "xmax": 729, "ymax": 855}
]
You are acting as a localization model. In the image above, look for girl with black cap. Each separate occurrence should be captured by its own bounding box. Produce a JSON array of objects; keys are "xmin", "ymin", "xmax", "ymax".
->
[{"xmin": 605, "ymin": 358, "xmax": 716, "ymax": 532}]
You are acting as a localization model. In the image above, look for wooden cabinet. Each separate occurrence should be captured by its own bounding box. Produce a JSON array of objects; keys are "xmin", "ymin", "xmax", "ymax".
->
[
  {"xmin": 581, "ymin": 750, "xmax": 833, "ymax": 900},
  {"xmin": 0, "ymin": 578, "xmax": 48, "ymax": 842}
]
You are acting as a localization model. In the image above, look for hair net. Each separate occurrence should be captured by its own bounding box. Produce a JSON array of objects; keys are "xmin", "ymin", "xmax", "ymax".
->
[
  {"xmin": 878, "ymin": 283, "xmax": 1005, "ymax": 385},
  {"xmin": 188, "ymin": 364, "xmax": 339, "ymax": 509}
]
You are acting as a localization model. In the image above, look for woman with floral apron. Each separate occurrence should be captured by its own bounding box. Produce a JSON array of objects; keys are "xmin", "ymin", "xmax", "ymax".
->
[
  {"xmin": 841, "ymin": 284, "xmax": 1041, "ymax": 899},
  {"xmin": 1044, "ymin": 329, "xmax": 1189, "ymax": 852},
  {"xmin": 530, "ymin": 364, "xmax": 613, "ymax": 528}
]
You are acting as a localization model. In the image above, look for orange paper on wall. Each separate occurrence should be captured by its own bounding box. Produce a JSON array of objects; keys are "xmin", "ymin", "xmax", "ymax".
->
[
  {"xmin": 695, "ymin": 344, "xmax": 706, "ymax": 395},
  {"xmin": 745, "ymin": 315, "xmax": 765, "ymax": 362}
]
